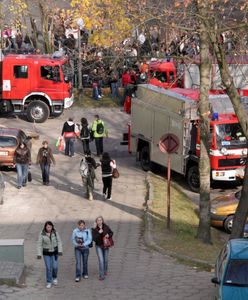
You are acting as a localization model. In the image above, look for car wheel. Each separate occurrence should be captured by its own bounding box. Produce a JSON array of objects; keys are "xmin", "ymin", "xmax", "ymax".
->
[
  {"xmin": 187, "ymin": 165, "xmax": 200, "ymax": 192},
  {"xmin": 224, "ymin": 215, "xmax": 234, "ymax": 234},
  {"xmin": 140, "ymin": 146, "xmax": 150, "ymax": 172},
  {"xmin": 26, "ymin": 100, "xmax": 50, "ymax": 123}
]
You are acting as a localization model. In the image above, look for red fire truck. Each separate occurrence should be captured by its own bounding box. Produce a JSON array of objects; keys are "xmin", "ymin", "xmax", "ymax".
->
[
  {"xmin": 129, "ymin": 85, "xmax": 247, "ymax": 192},
  {"xmin": 0, "ymin": 54, "xmax": 74, "ymax": 123}
]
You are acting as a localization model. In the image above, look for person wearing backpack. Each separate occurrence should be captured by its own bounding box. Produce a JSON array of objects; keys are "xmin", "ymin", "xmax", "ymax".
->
[
  {"xmin": 80, "ymin": 117, "xmax": 91, "ymax": 155},
  {"xmin": 61, "ymin": 117, "xmax": 76, "ymax": 157},
  {"xmin": 91, "ymin": 115, "xmax": 108, "ymax": 156},
  {"xmin": 37, "ymin": 221, "xmax": 63, "ymax": 289},
  {"xmin": 79, "ymin": 152, "xmax": 99, "ymax": 201},
  {"xmin": 71, "ymin": 220, "xmax": 92, "ymax": 282}
]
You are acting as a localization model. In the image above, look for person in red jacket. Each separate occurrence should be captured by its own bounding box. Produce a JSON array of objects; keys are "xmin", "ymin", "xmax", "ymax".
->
[{"xmin": 121, "ymin": 70, "xmax": 134, "ymax": 105}]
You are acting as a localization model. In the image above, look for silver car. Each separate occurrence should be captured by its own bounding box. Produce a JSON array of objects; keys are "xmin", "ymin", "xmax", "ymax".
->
[{"xmin": 0, "ymin": 171, "xmax": 4, "ymax": 204}]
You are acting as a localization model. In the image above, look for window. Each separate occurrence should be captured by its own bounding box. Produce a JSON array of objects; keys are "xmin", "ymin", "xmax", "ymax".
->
[
  {"xmin": 41, "ymin": 65, "xmax": 60, "ymax": 81},
  {"xmin": 0, "ymin": 136, "xmax": 17, "ymax": 147},
  {"xmin": 14, "ymin": 66, "xmax": 28, "ymax": 78},
  {"xmin": 224, "ymin": 260, "xmax": 248, "ymax": 285}
]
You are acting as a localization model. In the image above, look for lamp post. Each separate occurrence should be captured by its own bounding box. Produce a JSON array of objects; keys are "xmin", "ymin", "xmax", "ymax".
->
[{"xmin": 76, "ymin": 18, "xmax": 85, "ymax": 93}]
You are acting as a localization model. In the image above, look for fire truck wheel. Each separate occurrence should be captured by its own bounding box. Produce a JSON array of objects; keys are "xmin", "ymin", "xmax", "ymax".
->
[
  {"xmin": 224, "ymin": 215, "xmax": 234, "ymax": 234},
  {"xmin": 187, "ymin": 165, "xmax": 200, "ymax": 192},
  {"xmin": 26, "ymin": 100, "xmax": 50, "ymax": 123},
  {"xmin": 140, "ymin": 146, "xmax": 151, "ymax": 172}
]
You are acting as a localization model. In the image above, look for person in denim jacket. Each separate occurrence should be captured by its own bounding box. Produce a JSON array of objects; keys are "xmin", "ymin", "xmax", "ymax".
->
[{"xmin": 71, "ymin": 220, "xmax": 92, "ymax": 282}]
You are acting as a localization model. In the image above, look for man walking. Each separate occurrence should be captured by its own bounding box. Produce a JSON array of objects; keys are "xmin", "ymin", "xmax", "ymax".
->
[{"xmin": 91, "ymin": 115, "xmax": 108, "ymax": 156}]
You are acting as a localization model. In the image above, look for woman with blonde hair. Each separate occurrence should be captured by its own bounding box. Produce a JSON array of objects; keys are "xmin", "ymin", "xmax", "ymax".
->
[{"xmin": 92, "ymin": 216, "xmax": 113, "ymax": 280}]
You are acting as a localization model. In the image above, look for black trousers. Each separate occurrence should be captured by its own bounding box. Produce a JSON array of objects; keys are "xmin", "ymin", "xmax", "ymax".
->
[
  {"xmin": 81, "ymin": 139, "xmax": 90, "ymax": 155},
  {"xmin": 95, "ymin": 137, "xmax": 103, "ymax": 156},
  {"xmin": 102, "ymin": 176, "xmax": 112, "ymax": 199}
]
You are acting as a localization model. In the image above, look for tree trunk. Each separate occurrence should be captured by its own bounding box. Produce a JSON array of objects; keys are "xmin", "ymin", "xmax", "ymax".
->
[
  {"xmin": 196, "ymin": 2, "xmax": 212, "ymax": 244},
  {"xmin": 208, "ymin": 28, "xmax": 248, "ymax": 239}
]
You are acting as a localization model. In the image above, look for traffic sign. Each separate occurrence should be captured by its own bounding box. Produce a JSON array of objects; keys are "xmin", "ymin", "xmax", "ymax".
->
[{"xmin": 159, "ymin": 133, "xmax": 179, "ymax": 154}]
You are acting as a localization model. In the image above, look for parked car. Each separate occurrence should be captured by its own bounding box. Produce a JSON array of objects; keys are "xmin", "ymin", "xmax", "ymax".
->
[
  {"xmin": 0, "ymin": 171, "xmax": 4, "ymax": 204},
  {"xmin": 210, "ymin": 190, "xmax": 241, "ymax": 233},
  {"xmin": 212, "ymin": 238, "xmax": 248, "ymax": 300},
  {"xmin": 0, "ymin": 127, "xmax": 31, "ymax": 167}
]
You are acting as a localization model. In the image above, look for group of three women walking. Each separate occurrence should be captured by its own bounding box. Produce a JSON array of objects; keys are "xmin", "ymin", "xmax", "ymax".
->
[{"xmin": 37, "ymin": 216, "xmax": 113, "ymax": 288}]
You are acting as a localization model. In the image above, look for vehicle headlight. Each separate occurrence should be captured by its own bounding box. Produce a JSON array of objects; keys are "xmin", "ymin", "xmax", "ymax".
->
[{"xmin": 220, "ymin": 147, "xmax": 228, "ymax": 155}]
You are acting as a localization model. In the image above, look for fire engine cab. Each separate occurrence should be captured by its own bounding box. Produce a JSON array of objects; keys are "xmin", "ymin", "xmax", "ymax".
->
[{"xmin": 0, "ymin": 54, "xmax": 74, "ymax": 123}]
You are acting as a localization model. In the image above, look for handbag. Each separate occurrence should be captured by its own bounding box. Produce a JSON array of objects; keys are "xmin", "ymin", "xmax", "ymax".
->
[
  {"xmin": 28, "ymin": 171, "xmax": 32, "ymax": 182},
  {"xmin": 112, "ymin": 168, "xmax": 119, "ymax": 179},
  {"xmin": 103, "ymin": 236, "xmax": 114, "ymax": 249}
]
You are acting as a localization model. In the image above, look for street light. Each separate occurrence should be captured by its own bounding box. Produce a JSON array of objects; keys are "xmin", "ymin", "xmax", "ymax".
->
[{"xmin": 76, "ymin": 18, "xmax": 84, "ymax": 92}]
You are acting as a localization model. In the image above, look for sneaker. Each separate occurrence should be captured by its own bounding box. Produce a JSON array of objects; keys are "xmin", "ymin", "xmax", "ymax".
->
[
  {"xmin": 106, "ymin": 197, "xmax": 112, "ymax": 201},
  {"xmin": 98, "ymin": 95, "xmax": 102, "ymax": 99},
  {"xmin": 75, "ymin": 277, "xmax": 80, "ymax": 282},
  {"xmin": 104, "ymin": 272, "xmax": 108, "ymax": 276},
  {"xmin": 17, "ymin": 186, "xmax": 21, "ymax": 189},
  {"xmin": 46, "ymin": 283, "xmax": 52, "ymax": 289},
  {"xmin": 53, "ymin": 278, "xmax": 58, "ymax": 285},
  {"xmin": 84, "ymin": 275, "xmax": 89, "ymax": 279},
  {"xmin": 102, "ymin": 193, "xmax": 106, "ymax": 198},
  {"xmin": 99, "ymin": 277, "xmax": 105, "ymax": 281}
]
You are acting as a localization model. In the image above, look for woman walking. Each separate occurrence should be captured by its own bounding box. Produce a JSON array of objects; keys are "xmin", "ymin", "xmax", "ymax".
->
[
  {"xmin": 13, "ymin": 142, "xmax": 31, "ymax": 189},
  {"xmin": 100, "ymin": 152, "xmax": 116, "ymax": 200},
  {"xmin": 37, "ymin": 221, "xmax": 63, "ymax": 289},
  {"xmin": 92, "ymin": 216, "xmax": 113, "ymax": 280},
  {"xmin": 71, "ymin": 220, "xmax": 92, "ymax": 282},
  {"xmin": 80, "ymin": 118, "xmax": 91, "ymax": 155},
  {"xmin": 36, "ymin": 141, "xmax": 55, "ymax": 185},
  {"xmin": 61, "ymin": 117, "xmax": 76, "ymax": 157}
]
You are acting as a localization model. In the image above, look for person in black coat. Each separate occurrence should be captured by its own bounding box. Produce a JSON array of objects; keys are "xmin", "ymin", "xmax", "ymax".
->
[{"xmin": 92, "ymin": 216, "xmax": 113, "ymax": 280}]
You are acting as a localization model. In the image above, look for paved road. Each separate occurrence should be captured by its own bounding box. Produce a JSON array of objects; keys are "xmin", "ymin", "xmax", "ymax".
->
[{"xmin": 0, "ymin": 108, "xmax": 216, "ymax": 299}]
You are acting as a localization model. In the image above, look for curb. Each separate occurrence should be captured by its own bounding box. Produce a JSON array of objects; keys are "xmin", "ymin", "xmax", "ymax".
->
[{"xmin": 144, "ymin": 171, "xmax": 214, "ymax": 270}]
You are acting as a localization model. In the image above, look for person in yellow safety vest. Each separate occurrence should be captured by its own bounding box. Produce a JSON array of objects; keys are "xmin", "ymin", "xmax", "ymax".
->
[{"xmin": 91, "ymin": 115, "xmax": 108, "ymax": 156}]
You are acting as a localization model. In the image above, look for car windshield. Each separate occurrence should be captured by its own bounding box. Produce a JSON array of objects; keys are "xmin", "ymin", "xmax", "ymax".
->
[
  {"xmin": 0, "ymin": 136, "xmax": 17, "ymax": 148},
  {"xmin": 216, "ymin": 123, "xmax": 247, "ymax": 149},
  {"xmin": 224, "ymin": 260, "xmax": 248, "ymax": 286}
]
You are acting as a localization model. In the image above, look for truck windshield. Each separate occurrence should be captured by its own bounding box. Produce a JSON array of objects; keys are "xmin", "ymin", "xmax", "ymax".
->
[
  {"xmin": 224, "ymin": 260, "xmax": 248, "ymax": 286},
  {"xmin": 62, "ymin": 61, "xmax": 73, "ymax": 83},
  {"xmin": 216, "ymin": 123, "xmax": 247, "ymax": 149}
]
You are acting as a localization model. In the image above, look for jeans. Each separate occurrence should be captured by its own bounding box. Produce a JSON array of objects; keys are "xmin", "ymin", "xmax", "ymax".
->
[
  {"xmin": 65, "ymin": 138, "xmax": 75, "ymax": 156},
  {"xmin": 43, "ymin": 255, "xmax": 58, "ymax": 283},
  {"xmin": 111, "ymin": 82, "xmax": 118, "ymax": 98},
  {"xmin": 16, "ymin": 163, "xmax": 28, "ymax": 187},
  {"xmin": 81, "ymin": 139, "xmax": 90, "ymax": 155},
  {"xmin": 40, "ymin": 163, "xmax": 50, "ymax": 183},
  {"xmin": 102, "ymin": 176, "xmax": 112, "ymax": 199},
  {"xmin": 93, "ymin": 86, "xmax": 99, "ymax": 100},
  {"xmin": 96, "ymin": 246, "xmax": 109, "ymax": 278},
  {"xmin": 95, "ymin": 137, "xmax": 103, "ymax": 156},
  {"xmin": 75, "ymin": 248, "xmax": 89, "ymax": 278}
]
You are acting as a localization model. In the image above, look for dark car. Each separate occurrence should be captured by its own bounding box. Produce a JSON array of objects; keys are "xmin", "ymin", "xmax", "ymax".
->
[{"xmin": 0, "ymin": 127, "xmax": 31, "ymax": 167}]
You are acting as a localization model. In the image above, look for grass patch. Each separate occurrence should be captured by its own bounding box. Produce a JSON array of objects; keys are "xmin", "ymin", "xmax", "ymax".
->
[
  {"xmin": 74, "ymin": 88, "xmax": 119, "ymax": 108},
  {"xmin": 149, "ymin": 174, "xmax": 224, "ymax": 267}
]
